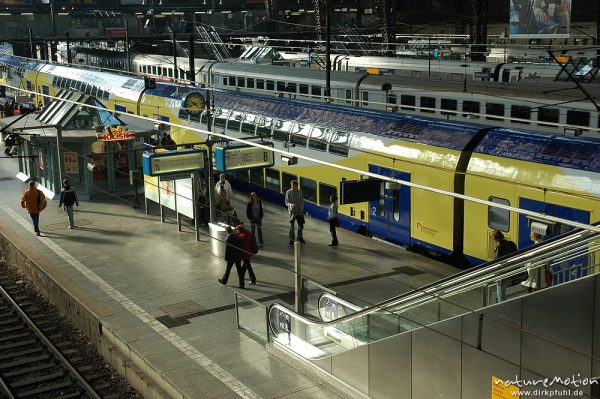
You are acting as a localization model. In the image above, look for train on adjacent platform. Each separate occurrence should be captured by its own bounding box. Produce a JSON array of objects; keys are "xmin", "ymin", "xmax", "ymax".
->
[
  {"xmin": 1, "ymin": 54, "xmax": 599, "ymax": 266},
  {"xmin": 67, "ymin": 47, "xmax": 600, "ymax": 138}
]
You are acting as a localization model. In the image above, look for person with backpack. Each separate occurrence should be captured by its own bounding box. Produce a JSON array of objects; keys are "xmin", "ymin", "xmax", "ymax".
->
[
  {"xmin": 20, "ymin": 181, "xmax": 46, "ymax": 236},
  {"xmin": 218, "ymin": 225, "xmax": 245, "ymax": 289},
  {"xmin": 491, "ymin": 229, "xmax": 518, "ymax": 302},
  {"xmin": 58, "ymin": 179, "xmax": 79, "ymax": 229},
  {"xmin": 236, "ymin": 224, "xmax": 257, "ymax": 285}
]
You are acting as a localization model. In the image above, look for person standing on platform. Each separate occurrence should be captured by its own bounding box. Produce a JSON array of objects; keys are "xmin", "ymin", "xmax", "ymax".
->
[
  {"xmin": 236, "ymin": 224, "xmax": 257, "ymax": 285},
  {"xmin": 327, "ymin": 195, "xmax": 339, "ymax": 247},
  {"xmin": 58, "ymin": 179, "xmax": 79, "ymax": 229},
  {"xmin": 285, "ymin": 180, "xmax": 305, "ymax": 245},
  {"xmin": 491, "ymin": 229, "xmax": 518, "ymax": 302},
  {"xmin": 215, "ymin": 173, "xmax": 233, "ymax": 202},
  {"xmin": 218, "ymin": 225, "xmax": 245, "ymax": 288},
  {"xmin": 246, "ymin": 192, "xmax": 264, "ymax": 247},
  {"xmin": 521, "ymin": 232, "xmax": 545, "ymax": 293},
  {"xmin": 20, "ymin": 181, "xmax": 46, "ymax": 236}
]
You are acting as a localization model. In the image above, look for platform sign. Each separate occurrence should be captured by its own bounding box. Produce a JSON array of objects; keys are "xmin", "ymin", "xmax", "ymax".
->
[
  {"xmin": 214, "ymin": 142, "xmax": 274, "ymax": 172},
  {"xmin": 142, "ymin": 149, "xmax": 205, "ymax": 177}
]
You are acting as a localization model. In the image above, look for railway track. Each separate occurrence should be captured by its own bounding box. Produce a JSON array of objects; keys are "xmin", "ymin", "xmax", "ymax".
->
[{"xmin": 0, "ymin": 257, "xmax": 141, "ymax": 399}]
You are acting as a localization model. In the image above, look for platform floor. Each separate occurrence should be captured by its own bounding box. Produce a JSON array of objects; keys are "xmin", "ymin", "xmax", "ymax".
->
[{"xmin": 0, "ymin": 155, "xmax": 460, "ymax": 399}]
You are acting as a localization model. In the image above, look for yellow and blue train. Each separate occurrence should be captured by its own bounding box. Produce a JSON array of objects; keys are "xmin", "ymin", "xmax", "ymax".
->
[{"xmin": 1, "ymin": 55, "xmax": 599, "ymax": 266}]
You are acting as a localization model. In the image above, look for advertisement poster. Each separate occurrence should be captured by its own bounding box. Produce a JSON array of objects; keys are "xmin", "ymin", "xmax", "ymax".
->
[
  {"xmin": 509, "ymin": 0, "xmax": 571, "ymax": 38},
  {"xmin": 279, "ymin": 312, "xmax": 291, "ymax": 333},
  {"xmin": 63, "ymin": 151, "xmax": 79, "ymax": 174}
]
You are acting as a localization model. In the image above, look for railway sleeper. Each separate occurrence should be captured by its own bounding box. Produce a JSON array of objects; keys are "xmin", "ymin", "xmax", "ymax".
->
[
  {"xmin": 0, "ymin": 324, "xmax": 25, "ymax": 334},
  {"xmin": 10, "ymin": 370, "xmax": 65, "ymax": 388},
  {"xmin": 17, "ymin": 379, "xmax": 76, "ymax": 397},
  {"xmin": 0, "ymin": 337, "xmax": 37, "ymax": 351},
  {"xmin": 0, "ymin": 353, "xmax": 50, "ymax": 368},
  {"xmin": 0, "ymin": 346, "xmax": 45, "ymax": 361},
  {"xmin": 0, "ymin": 317, "xmax": 21, "ymax": 326},
  {"xmin": 3, "ymin": 362, "xmax": 57, "ymax": 377},
  {"xmin": 0, "ymin": 331, "xmax": 31, "ymax": 343}
]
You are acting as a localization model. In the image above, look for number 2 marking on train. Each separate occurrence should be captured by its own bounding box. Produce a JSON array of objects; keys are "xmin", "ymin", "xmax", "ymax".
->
[{"xmin": 371, "ymin": 206, "xmax": 377, "ymax": 215}]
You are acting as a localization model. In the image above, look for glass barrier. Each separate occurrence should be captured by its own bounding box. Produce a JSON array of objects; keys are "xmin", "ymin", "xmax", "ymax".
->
[
  {"xmin": 269, "ymin": 230, "xmax": 600, "ymax": 360},
  {"xmin": 235, "ymin": 291, "xmax": 269, "ymax": 342}
]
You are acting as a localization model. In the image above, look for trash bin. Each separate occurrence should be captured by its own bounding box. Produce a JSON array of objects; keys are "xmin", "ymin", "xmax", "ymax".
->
[{"xmin": 209, "ymin": 222, "xmax": 230, "ymax": 257}]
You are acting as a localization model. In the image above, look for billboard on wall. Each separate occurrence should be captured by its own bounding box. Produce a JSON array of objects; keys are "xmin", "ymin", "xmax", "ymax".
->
[{"xmin": 509, "ymin": 0, "xmax": 571, "ymax": 38}]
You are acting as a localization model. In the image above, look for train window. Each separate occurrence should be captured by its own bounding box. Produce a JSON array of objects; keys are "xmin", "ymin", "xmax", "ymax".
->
[
  {"xmin": 566, "ymin": 110, "xmax": 590, "ymax": 127},
  {"xmin": 388, "ymin": 94, "xmax": 397, "ymax": 105},
  {"xmin": 247, "ymin": 78, "xmax": 254, "ymax": 89},
  {"xmin": 400, "ymin": 95, "xmax": 415, "ymax": 110},
  {"xmin": 538, "ymin": 108, "xmax": 559, "ymax": 126},
  {"xmin": 277, "ymin": 81, "xmax": 286, "ymax": 92},
  {"xmin": 299, "ymin": 84, "xmax": 309, "ymax": 95},
  {"xmin": 250, "ymin": 168, "xmax": 264, "ymax": 187},
  {"xmin": 441, "ymin": 98, "xmax": 457, "ymax": 116},
  {"xmin": 227, "ymin": 111, "xmax": 244, "ymax": 132},
  {"xmin": 309, "ymin": 127, "xmax": 331, "ymax": 152},
  {"xmin": 392, "ymin": 186, "xmax": 400, "ymax": 222},
  {"xmin": 311, "ymin": 86, "xmax": 322, "ymax": 97},
  {"xmin": 362, "ymin": 91, "xmax": 369, "ymax": 106},
  {"xmin": 237, "ymin": 77, "xmax": 245, "ymax": 87},
  {"xmin": 510, "ymin": 105, "xmax": 530, "ymax": 124},
  {"xmin": 345, "ymin": 89, "xmax": 352, "ymax": 104},
  {"xmin": 329, "ymin": 130, "xmax": 350, "ymax": 157},
  {"xmin": 228, "ymin": 76, "xmax": 236, "ymax": 86},
  {"xmin": 286, "ymin": 83, "xmax": 297, "ymax": 93},
  {"xmin": 282, "ymin": 172, "xmax": 296, "ymax": 194},
  {"xmin": 420, "ymin": 97, "xmax": 435, "ymax": 113},
  {"xmin": 378, "ymin": 178, "xmax": 385, "ymax": 217},
  {"xmin": 300, "ymin": 177, "xmax": 317, "ymax": 203},
  {"xmin": 173, "ymin": 68, "xmax": 177, "ymax": 79},
  {"xmin": 319, "ymin": 183, "xmax": 337, "ymax": 206},
  {"xmin": 233, "ymin": 170, "xmax": 250, "ymax": 182},
  {"xmin": 167, "ymin": 68, "xmax": 173, "ymax": 78},
  {"xmin": 241, "ymin": 113, "xmax": 256, "ymax": 134},
  {"xmin": 152, "ymin": 66, "xmax": 157, "ymax": 75},
  {"xmin": 463, "ymin": 101, "xmax": 480, "ymax": 118},
  {"xmin": 257, "ymin": 79, "xmax": 265, "ymax": 90},
  {"xmin": 486, "ymin": 103, "xmax": 504, "ymax": 121},
  {"xmin": 256, "ymin": 116, "xmax": 273, "ymax": 137},
  {"xmin": 273, "ymin": 119, "xmax": 292, "ymax": 142},
  {"xmin": 179, "ymin": 68, "xmax": 185, "ymax": 79},
  {"xmin": 290, "ymin": 123, "xmax": 310, "ymax": 147},
  {"xmin": 488, "ymin": 197, "xmax": 510, "ymax": 232},
  {"xmin": 266, "ymin": 80, "xmax": 275, "ymax": 91},
  {"xmin": 265, "ymin": 168, "xmax": 280, "ymax": 192},
  {"xmin": 158, "ymin": 67, "xmax": 163, "ymax": 76}
]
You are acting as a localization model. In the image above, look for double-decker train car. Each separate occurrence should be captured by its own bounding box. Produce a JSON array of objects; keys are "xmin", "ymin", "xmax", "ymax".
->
[
  {"xmin": 1, "ymin": 54, "xmax": 599, "ymax": 266},
  {"xmin": 65, "ymin": 48, "xmax": 599, "ymax": 138}
]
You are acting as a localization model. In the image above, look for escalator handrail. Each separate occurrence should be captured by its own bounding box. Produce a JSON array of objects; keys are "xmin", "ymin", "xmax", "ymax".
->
[{"xmin": 269, "ymin": 227, "xmax": 600, "ymax": 339}]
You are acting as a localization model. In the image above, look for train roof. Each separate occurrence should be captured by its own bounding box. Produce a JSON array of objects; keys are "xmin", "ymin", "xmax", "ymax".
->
[
  {"xmin": 473, "ymin": 128, "xmax": 600, "ymax": 173},
  {"xmin": 209, "ymin": 89, "xmax": 484, "ymax": 151}
]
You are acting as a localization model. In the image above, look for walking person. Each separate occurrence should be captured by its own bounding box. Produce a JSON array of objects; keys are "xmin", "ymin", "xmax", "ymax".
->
[
  {"xmin": 236, "ymin": 224, "xmax": 257, "ymax": 285},
  {"xmin": 491, "ymin": 229, "xmax": 518, "ymax": 302},
  {"xmin": 58, "ymin": 179, "xmax": 79, "ymax": 229},
  {"xmin": 285, "ymin": 180, "xmax": 305, "ymax": 245},
  {"xmin": 246, "ymin": 192, "xmax": 264, "ymax": 247},
  {"xmin": 20, "ymin": 181, "xmax": 46, "ymax": 236},
  {"xmin": 327, "ymin": 195, "xmax": 339, "ymax": 247},
  {"xmin": 218, "ymin": 225, "xmax": 245, "ymax": 289}
]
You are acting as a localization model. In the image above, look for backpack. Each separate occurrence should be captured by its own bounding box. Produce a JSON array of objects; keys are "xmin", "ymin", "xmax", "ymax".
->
[
  {"xmin": 37, "ymin": 190, "xmax": 47, "ymax": 212},
  {"xmin": 250, "ymin": 234, "xmax": 259, "ymax": 254}
]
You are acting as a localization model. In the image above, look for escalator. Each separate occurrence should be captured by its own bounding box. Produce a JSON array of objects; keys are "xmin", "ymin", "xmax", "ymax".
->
[{"xmin": 268, "ymin": 226, "xmax": 600, "ymax": 361}]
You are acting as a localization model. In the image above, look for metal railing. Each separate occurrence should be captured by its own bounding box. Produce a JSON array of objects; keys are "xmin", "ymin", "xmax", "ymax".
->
[{"xmin": 268, "ymin": 228, "xmax": 600, "ymax": 360}]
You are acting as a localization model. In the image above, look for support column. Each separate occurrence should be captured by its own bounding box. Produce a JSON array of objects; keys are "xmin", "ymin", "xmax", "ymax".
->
[{"xmin": 470, "ymin": 0, "xmax": 488, "ymax": 62}]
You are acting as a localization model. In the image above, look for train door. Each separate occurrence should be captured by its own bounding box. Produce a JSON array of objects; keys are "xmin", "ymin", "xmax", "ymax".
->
[
  {"xmin": 368, "ymin": 165, "xmax": 410, "ymax": 245},
  {"xmin": 518, "ymin": 197, "xmax": 590, "ymax": 283}
]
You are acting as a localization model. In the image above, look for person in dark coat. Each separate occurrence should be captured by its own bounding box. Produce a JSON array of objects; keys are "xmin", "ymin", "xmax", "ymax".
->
[
  {"xmin": 491, "ymin": 229, "xmax": 518, "ymax": 302},
  {"xmin": 58, "ymin": 179, "xmax": 79, "ymax": 229},
  {"xmin": 236, "ymin": 224, "xmax": 256, "ymax": 285},
  {"xmin": 218, "ymin": 225, "xmax": 244, "ymax": 288},
  {"xmin": 246, "ymin": 192, "xmax": 264, "ymax": 247}
]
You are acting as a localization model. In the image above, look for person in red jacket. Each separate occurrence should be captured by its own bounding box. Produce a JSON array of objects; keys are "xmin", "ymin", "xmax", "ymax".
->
[
  {"xmin": 236, "ymin": 224, "xmax": 256, "ymax": 285},
  {"xmin": 20, "ymin": 181, "xmax": 46, "ymax": 236}
]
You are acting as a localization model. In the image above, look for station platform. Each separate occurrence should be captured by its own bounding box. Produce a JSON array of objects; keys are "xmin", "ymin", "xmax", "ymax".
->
[{"xmin": 0, "ymin": 155, "xmax": 461, "ymax": 399}]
